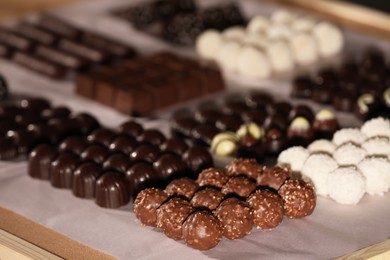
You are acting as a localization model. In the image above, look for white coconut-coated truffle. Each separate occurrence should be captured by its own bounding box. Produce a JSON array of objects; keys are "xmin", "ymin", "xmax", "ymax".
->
[
  {"xmin": 247, "ymin": 15, "xmax": 270, "ymax": 34},
  {"xmin": 332, "ymin": 128, "xmax": 367, "ymax": 147},
  {"xmin": 266, "ymin": 40, "xmax": 294, "ymax": 72},
  {"xmin": 291, "ymin": 17, "xmax": 316, "ymax": 32},
  {"xmin": 308, "ymin": 139, "xmax": 336, "ymax": 155},
  {"xmin": 237, "ymin": 46, "xmax": 272, "ymax": 79},
  {"xmin": 313, "ymin": 22, "xmax": 344, "ymax": 57},
  {"xmin": 333, "ymin": 143, "xmax": 366, "ymax": 166},
  {"xmin": 196, "ymin": 30, "xmax": 223, "ymax": 61},
  {"xmin": 267, "ymin": 24, "xmax": 293, "ymax": 41},
  {"xmin": 362, "ymin": 137, "xmax": 390, "ymax": 157},
  {"xmin": 216, "ymin": 41, "xmax": 242, "ymax": 71},
  {"xmin": 361, "ymin": 117, "xmax": 390, "ymax": 139},
  {"xmin": 289, "ymin": 33, "xmax": 319, "ymax": 65},
  {"xmin": 271, "ymin": 10, "xmax": 297, "ymax": 24},
  {"xmin": 222, "ymin": 26, "xmax": 246, "ymax": 42},
  {"xmin": 358, "ymin": 157, "xmax": 390, "ymax": 196},
  {"xmin": 301, "ymin": 153, "xmax": 338, "ymax": 196},
  {"xmin": 277, "ymin": 146, "xmax": 309, "ymax": 172},
  {"xmin": 328, "ymin": 167, "xmax": 365, "ymax": 205},
  {"xmin": 243, "ymin": 33, "xmax": 268, "ymax": 49}
]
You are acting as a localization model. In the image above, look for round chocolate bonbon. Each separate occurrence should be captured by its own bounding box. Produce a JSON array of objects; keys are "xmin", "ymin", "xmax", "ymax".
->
[
  {"xmin": 6, "ymin": 129, "xmax": 38, "ymax": 155},
  {"xmin": 109, "ymin": 135, "xmax": 138, "ymax": 155},
  {"xmin": 153, "ymin": 153, "xmax": 188, "ymax": 181},
  {"xmin": 80, "ymin": 144, "xmax": 109, "ymax": 164},
  {"xmin": 221, "ymin": 175, "xmax": 257, "ymax": 198},
  {"xmin": 225, "ymin": 158, "xmax": 262, "ymax": 180},
  {"xmin": 160, "ymin": 137, "xmax": 189, "ymax": 156},
  {"xmin": 156, "ymin": 197, "xmax": 193, "ymax": 240},
  {"xmin": 71, "ymin": 113, "xmax": 100, "ymax": 135},
  {"xmin": 72, "ymin": 162, "xmax": 102, "ymax": 198},
  {"xmin": 87, "ymin": 128, "xmax": 116, "ymax": 147},
  {"xmin": 264, "ymin": 128, "xmax": 287, "ymax": 155},
  {"xmin": 134, "ymin": 188, "xmax": 169, "ymax": 227},
  {"xmin": 191, "ymin": 124, "xmax": 219, "ymax": 146},
  {"xmin": 119, "ymin": 120, "xmax": 143, "ymax": 138},
  {"xmin": 247, "ymin": 189, "xmax": 284, "ymax": 229},
  {"xmin": 182, "ymin": 146, "xmax": 214, "ymax": 175},
  {"xmin": 138, "ymin": 129, "xmax": 166, "ymax": 146},
  {"xmin": 195, "ymin": 107, "xmax": 223, "ymax": 124},
  {"xmin": 27, "ymin": 124, "xmax": 61, "ymax": 145},
  {"xmin": 291, "ymin": 76, "xmax": 313, "ymax": 98},
  {"xmin": 102, "ymin": 153, "xmax": 133, "ymax": 174},
  {"xmin": 58, "ymin": 136, "xmax": 88, "ymax": 155},
  {"xmin": 165, "ymin": 177, "xmax": 199, "ymax": 199},
  {"xmin": 48, "ymin": 117, "xmax": 81, "ymax": 139},
  {"xmin": 214, "ymin": 197, "xmax": 253, "ymax": 240},
  {"xmin": 191, "ymin": 187, "xmax": 224, "ymax": 210},
  {"xmin": 130, "ymin": 144, "xmax": 161, "ymax": 163},
  {"xmin": 171, "ymin": 116, "xmax": 198, "ymax": 138},
  {"xmin": 41, "ymin": 106, "xmax": 71, "ymax": 120},
  {"xmin": 19, "ymin": 97, "xmax": 51, "ymax": 112},
  {"xmin": 182, "ymin": 211, "xmax": 223, "ymax": 250},
  {"xmin": 50, "ymin": 152, "xmax": 80, "ymax": 189},
  {"xmin": 258, "ymin": 165, "xmax": 291, "ymax": 190},
  {"xmin": 126, "ymin": 162, "xmax": 162, "ymax": 198},
  {"xmin": 196, "ymin": 168, "xmax": 229, "ymax": 189},
  {"xmin": 28, "ymin": 144, "xmax": 58, "ymax": 180},
  {"xmin": 95, "ymin": 171, "xmax": 130, "ymax": 208}
]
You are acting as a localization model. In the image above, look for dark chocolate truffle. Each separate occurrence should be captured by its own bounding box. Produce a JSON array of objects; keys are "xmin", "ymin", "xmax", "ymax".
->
[
  {"xmin": 266, "ymin": 101, "xmax": 292, "ymax": 117},
  {"xmin": 6, "ymin": 129, "xmax": 38, "ymax": 155},
  {"xmin": 195, "ymin": 107, "xmax": 223, "ymax": 124},
  {"xmin": 109, "ymin": 135, "xmax": 138, "ymax": 155},
  {"xmin": 71, "ymin": 113, "xmax": 100, "ymax": 135},
  {"xmin": 214, "ymin": 197, "xmax": 253, "ymax": 240},
  {"xmin": 247, "ymin": 189, "xmax": 283, "ymax": 229},
  {"xmin": 126, "ymin": 162, "xmax": 162, "ymax": 198},
  {"xmin": 264, "ymin": 128, "xmax": 287, "ymax": 156},
  {"xmin": 289, "ymin": 104, "xmax": 315, "ymax": 123},
  {"xmin": 182, "ymin": 146, "xmax": 214, "ymax": 174},
  {"xmin": 258, "ymin": 166, "xmax": 291, "ymax": 190},
  {"xmin": 19, "ymin": 97, "xmax": 51, "ymax": 111},
  {"xmin": 278, "ymin": 179, "xmax": 316, "ymax": 219},
  {"xmin": 156, "ymin": 197, "xmax": 193, "ymax": 240},
  {"xmin": 287, "ymin": 117, "xmax": 314, "ymax": 146},
  {"xmin": 48, "ymin": 117, "xmax": 81, "ymax": 139},
  {"xmin": 0, "ymin": 137, "xmax": 18, "ymax": 160},
  {"xmin": 134, "ymin": 188, "xmax": 169, "ymax": 227},
  {"xmin": 313, "ymin": 109, "xmax": 339, "ymax": 139},
  {"xmin": 28, "ymin": 144, "xmax": 58, "ymax": 179},
  {"xmin": 182, "ymin": 211, "xmax": 223, "ymax": 250},
  {"xmin": 130, "ymin": 144, "xmax": 161, "ymax": 163},
  {"xmin": 119, "ymin": 120, "xmax": 143, "ymax": 138},
  {"xmin": 138, "ymin": 129, "xmax": 166, "ymax": 146},
  {"xmin": 41, "ymin": 106, "xmax": 71, "ymax": 120},
  {"xmin": 50, "ymin": 152, "xmax": 80, "ymax": 189},
  {"xmin": 291, "ymin": 76, "xmax": 313, "ymax": 98},
  {"xmin": 215, "ymin": 115, "xmax": 243, "ymax": 131},
  {"xmin": 58, "ymin": 136, "xmax": 88, "ymax": 155},
  {"xmin": 160, "ymin": 137, "xmax": 189, "ymax": 156},
  {"xmin": 221, "ymin": 176, "xmax": 257, "ymax": 198},
  {"xmin": 191, "ymin": 124, "xmax": 219, "ymax": 146},
  {"xmin": 225, "ymin": 158, "xmax": 262, "ymax": 180},
  {"xmin": 263, "ymin": 114, "xmax": 289, "ymax": 131},
  {"xmin": 95, "ymin": 171, "xmax": 130, "ymax": 208},
  {"xmin": 80, "ymin": 144, "xmax": 109, "ymax": 164},
  {"xmin": 171, "ymin": 116, "xmax": 198, "ymax": 138},
  {"xmin": 72, "ymin": 162, "xmax": 102, "ymax": 198},
  {"xmin": 87, "ymin": 128, "xmax": 116, "ymax": 147},
  {"xmin": 191, "ymin": 187, "xmax": 224, "ymax": 210},
  {"xmin": 27, "ymin": 124, "xmax": 61, "ymax": 145},
  {"xmin": 196, "ymin": 168, "xmax": 229, "ymax": 189},
  {"xmin": 103, "ymin": 153, "xmax": 133, "ymax": 174},
  {"xmin": 246, "ymin": 91, "xmax": 273, "ymax": 108},
  {"xmin": 165, "ymin": 177, "xmax": 199, "ymax": 199},
  {"xmin": 153, "ymin": 153, "xmax": 188, "ymax": 181}
]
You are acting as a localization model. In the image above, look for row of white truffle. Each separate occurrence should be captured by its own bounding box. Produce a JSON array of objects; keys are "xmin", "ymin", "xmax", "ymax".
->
[
  {"xmin": 278, "ymin": 117, "xmax": 390, "ymax": 205},
  {"xmin": 196, "ymin": 10, "xmax": 344, "ymax": 79}
]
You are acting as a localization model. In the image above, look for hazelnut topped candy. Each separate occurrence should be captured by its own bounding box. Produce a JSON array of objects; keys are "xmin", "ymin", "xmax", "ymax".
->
[
  {"xmin": 258, "ymin": 165, "xmax": 291, "ymax": 190},
  {"xmin": 225, "ymin": 158, "xmax": 262, "ymax": 180},
  {"xmin": 313, "ymin": 109, "xmax": 339, "ymax": 139},
  {"xmin": 165, "ymin": 177, "xmax": 199, "ymax": 200},
  {"xmin": 221, "ymin": 175, "xmax": 257, "ymax": 198},
  {"xmin": 196, "ymin": 168, "xmax": 229, "ymax": 189},
  {"xmin": 191, "ymin": 187, "xmax": 224, "ymax": 210},
  {"xmin": 287, "ymin": 117, "xmax": 314, "ymax": 146},
  {"xmin": 134, "ymin": 188, "xmax": 169, "ymax": 227}
]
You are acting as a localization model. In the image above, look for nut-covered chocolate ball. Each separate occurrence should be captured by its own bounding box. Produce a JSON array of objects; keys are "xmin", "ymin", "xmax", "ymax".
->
[
  {"xmin": 165, "ymin": 177, "xmax": 199, "ymax": 200},
  {"xmin": 247, "ymin": 189, "xmax": 283, "ymax": 229},
  {"xmin": 134, "ymin": 188, "xmax": 169, "ymax": 227},
  {"xmin": 156, "ymin": 197, "xmax": 193, "ymax": 240},
  {"xmin": 214, "ymin": 197, "xmax": 253, "ymax": 240},
  {"xmin": 182, "ymin": 211, "xmax": 223, "ymax": 250},
  {"xmin": 225, "ymin": 158, "xmax": 262, "ymax": 180},
  {"xmin": 221, "ymin": 176, "xmax": 257, "ymax": 198},
  {"xmin": 278, "ymin": 179, "xmax": 316, "ymax": 219},
  {"xmin": 258, "ymin": 166, "xmax": 291, "ymax": 190},
  {"xmin": 197, "ymin": 168, "xmax": 229, "ymax": 189},
  {"xmin": 191, "ymin": 187, "xmax": 224, "ymax": 210}
]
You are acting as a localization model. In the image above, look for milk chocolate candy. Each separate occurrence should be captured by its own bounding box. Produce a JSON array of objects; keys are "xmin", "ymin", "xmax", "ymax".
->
[
  {"xmin": 95, "ymin": 171, "xmax": 130, "ymax": 208},
  {"xmin": 28, "ymin": 144, "xmax": 58, "ymax": 179},
  {"xmin": 72, "ymin": 162, "xmax": 102, "ymax": 198},
  {"xmin": 50, "ymin": 152, "xmax": 80, "ymax": 189},
  {"xmin": 165, "ymin": 177, "xmax": 199, "ymax": 199},
  {"xmin": 221, "ymin": 176, "xmax": 257, "ymax": 198},
  {"xmin": 190, "ymin": 187, "xmax": 224, "ymax": 210}
]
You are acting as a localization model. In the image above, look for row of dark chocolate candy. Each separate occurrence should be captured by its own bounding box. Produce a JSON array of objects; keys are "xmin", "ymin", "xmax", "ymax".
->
[
  {"xmin": 291, "ymin": 47, "xmax": 390, "ymax": 121},
  {"xmin": 0, "ymin": 14, "xmax": 137, "ymax": 79},
  {"xmin": 27, "ymin": 118, "xmax": 214, "ymax": 208},
  {"xmin": 171, "ymin": 90, "xmax": 340, "ymax": 161},
  {"xmin": 75, "ymin": 52, "xmax": 225, "ymax": 116},
  {"xmin": 113, "ymin": 1, "xmax": 245, "ymax": 45}
]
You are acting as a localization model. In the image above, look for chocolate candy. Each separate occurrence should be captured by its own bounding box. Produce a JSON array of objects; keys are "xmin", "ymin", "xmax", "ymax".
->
[
  {"xmin": 258, "ymin": 166, "xmax": 290, "ymax": 190},
  {"xmin": 313, "ymin": 109, "xmax": 339, "ymax": 139},
  {"xmin": 278, "ymin": 179, "xmax": 316, "ymax": 219},
  {"xmin": 95, "ymin": 171, "xmax": 130, "ymax": 208},
  {"xmin": 182, "ymin": 146, "xmax": 213, "ymax": 175},
  {"xmin": 134, "ymin": 188, "xmax": 169, "ymax": 227},
  {"xmin": 109, "ymin": 135, "xmax": 138, "ymax": 154},
  {"xmin": 191, "ymin": 124, "xmax": 219, "ymax": 145},
  {"xmin": 214, "ymin": 197, "xmax": 253, "ymax": 240},
  {"xmin": 0, "ymin": 73, "xmax": 8, "ymax": 101},
  {"xmin": 291, "ymin": 76, "xmax": 313, "ymax": 98},
  {"xmin": 50, "ymin": 152, "xmax": 80, "ymax": 189},
  {"xmin": 247, "ymin": 189, "xmax": 283, "ymax": 229},
  {"xmin": 28, "ymin": 144, "xmax": 58, "ymax": 179},
  {"xmin": 6, "ymin": 130, "xmax": 38, "ymax": 154},
  {"xmin": 171, "ymin": 116, "xmax": 198, "ymax": 138},
  {"xmin": 221, "ymin": 176, "xmax": 257, "ymax": 198},
  {"xmin": 160, "ymin": 137, "xmax": 189, "ymax": 156},
  {"xmin": 58, "ymin": 136, "xmax": 88, "ymax": 155},
  {"xmin": 156, "ymin": 197, "xmax": 193, "ymax": 240},
  {"xmin": 102, "ymin": 153, "xmax": 133, "ymax": 174},
  {"xmin": 130, "ymin": 144, "xmax": 161, "ymax": 163},
  {"xmin": 126, "ymin": 162, "xmax": 162, "ymax": 198},
  {"xmin": 196, "ymin": 168, "xmax": 229, "ymax": 189},
  {"xmin": 287, "ymin": 117, "xmax": 314, "ymax": 146},
  {"xmin": 153, "ymin": 153, "xmax": 188, "ymax": 181},
  {"xmin": 165, "ymin": 177, "xmax": 199, "ymax": 199},
  {"xmin": 71, "ymin": 113, "xmax": 100, "ymax": 135},
  {"xmin": 87, "ymin": 128, "xmax": 116, "ymax": 147},
  {"xmin": 72, "ymin": 162, "xmax": 102, "ymax": 198},
  {"xmin": 265, "ymin": 128, "xmax": 287, "ymax": 155},
  {"xmin": 41, "ymin": 106, "xmax": 71, "ymax": 120},
  {"xmin": 225, "ymin": 158, "xmax": 262, "ymax": 180},
  {"xmin": 119, "ymin": 120, "xmax": 143, "ymax": 138},
  {"xmin": 138, "ymin": 129, "xmax": 166, "ymax": 146},
  {"xmin": 20, "ymin": 97, "xmax": 51, "ymax": 111},
  {"xmin": 80, "ymin": 144, "xmax": 109, "ymax": 164},
  {"xmin": 182, "ymin": 211, "xmax": 223, "ymax": 250},
  {"xmin": 195, "ymin": 107, "xmax": 223, "ymax": 124}
]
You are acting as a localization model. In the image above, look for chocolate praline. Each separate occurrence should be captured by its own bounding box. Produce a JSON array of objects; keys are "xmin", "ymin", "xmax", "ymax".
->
[
  {"xmin": 287, "ymin": 117, "xmax": 314, "ymax": 146},
  {"xmin": 215, "ymin": 115, "xmax": 243, "ymax": 131},
  {"xmin": 58, "ymin": 136, "xmax": 88, "ymax": 155},
  {"xmin": 50, "ymin": 152, "xmax": 80, "ymax": 189},
  {"xmin": 225, "ymin": 158, "xmax": 262, "ymax": 180},
  {"xmin": 28, "ymin": 144, "xmax": 58, "ymax": 179},
  {"xmin": 291, "ymin": 76, "xmax": 313, "ymax": 98},
  {"xmin": 332, "ymin": 90, "xmax": 357, "ymax": 112},
  {"xmin": 27, "ymin": 124, "xmax": 61, "ymax": 145},
  {"xmin": 214, "ymin": 197, "xmax": 253, "ymax": 240},
  {"xmin": 160, "ymin": 137, "xmax": 189, "ymax": 156},
  {"xmin": 0, "ymin": 104, "xmax": 22, "ymax": 118},
  {"xmin": 247, "ymin": 189, "xmax": 284, "ymax": 229},
  {"xmin": 119, "ymin": 120, "xmax": 144, "ymax": 138},
  {"xmin": 257, "ymin": 166, "xmax": 291, "ymax": 190},
  {"xmin": 191, "ymin": 124, "xmax": 219, "ymax": 146},
  {"xmin": 15, "ymin": 111, "xmax": 43, "ymax": 126},
  {"xmin": 312, "ymin": 86, "xmax": 333, "ymax": 104},
  {"xmin": 126, "ymin": 162, "xmax": 162, "ymax": 198},
  {"xmin": 71, "ymin": 113, "xmax": 100, "ymax": 135},
  {"xmin": 196, "ymin": 168, "xmax": 229, "ymax": 189},
  {"xmin": 289, "ymin": 104, "xmax": 315, "ymax": 123},
  {"xmin": 263, "ymin": 114, "xmax": 289, "ymax": 131},
  {"xmin": 264, "ymin": 128, "xmax": 287, "ymax": 155},
  {"xmin": 0, "ymin": 120, "xmax": 20, "ymax": 135},
  {"xmin": 72, "ymin": 162, "xmax": 102, "ymax": 198},
  {"xmin": 222, "ymin": 99, "xmax": 250, "ymax": 116},
  {"xmin": 314, "ymin": 68, "xmax": 339, "ymax": 88},
  {"xmin": 182, "ymin": 211, "xmax": 223, "ymax": 250},
  {"xmin": 221, "ymin": 176, "xmax": 257, "ymax": 198},
  {"xmin": 133, "ymin": 188, "xmax": 169, "ymax": 227},
  {"xmin": 266, "ymin": 101, "xmax": 292, "ymax": 116},
  {"xmin": 109, "ymin": 135, "xmax": 138, "ymax": 155},
  {"xmin": 19, "ymin": 97, "xmax": 51, "ymax": 111},
  {"xmin": 80, "ymin": 144, "xmax": 109, "ymax": 164},
  {"xmin": 48, "ymin": 117, "xmax": 82, "ymax": 139},
  {"xmin": 102, "ymin": 153, "xmax": 133, "ymax": 174},
  {"xmin": 165, "ymin": 177, "xmax": 199, "ymax": 200},
  {"xmin": 236, "ymin": 136, "xmax": 265, "ymax": 163},
  {"xmin": 41, "ymin": 106, "xmax": 71, "ymax": 120},
  {"xmin": 6, "ymin": 129, "xmax": 38, "ymax": 154},
  {"xmin": 182, "ymin": 146, "xmax": 214, "ymax": 175},
  {"xmin": 138, "ymin": 129, "xmax": 166, "ymax": 146},
  {"xmin": 95, "ymin": 171, "xmax": 130, "ymax": 208},
  {"xmin": 0, "ymin": 137, "xmax": 18, "ymax": 160},
  {"xmin": 87, "ymin": 128, "xmax": 116, "ymax": 147},
  {"xmin": 246, "ymin": 91, "xmax": 274, "ymax": 108},
  {"xmin": 241, "ymin": 107, "xmax": 267, "ymax": 124},
  {"xmin": 195, "ymin": 107, "xmax": 223, "ymax": 124},
  {"xmin": 171, "ymin": 116, "xmax": 199, "ymax": 138},
  {"xmin": 153, "ymin": 153, "xmax": 188, "ymax": 181},
  {"xmin": 191, "ymin": 187, "xmax": 224, "ymax": 210},
  {"xmin": 130, "ymin": 144, "xmax": 161, "ymax": 163},
  {"xmin": 156, "ymin": 197, "xmax": 193, "ymax": 240},
  {"xmin": 313, "ymin": 110, "xmax": 339, "ymax": 139},
  {"xmin": 355, "ymin": 93, "xmax": 381, "ymax": 121}
]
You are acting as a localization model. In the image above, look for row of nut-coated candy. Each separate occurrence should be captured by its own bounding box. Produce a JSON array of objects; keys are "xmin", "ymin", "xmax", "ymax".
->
[
  {"xmin": 134, "ymin": 158, "xmax": 316, "ymax": 250},
  {"xmin": 28, "ymin": 119, "xmax": 214, "ymax": 208}
]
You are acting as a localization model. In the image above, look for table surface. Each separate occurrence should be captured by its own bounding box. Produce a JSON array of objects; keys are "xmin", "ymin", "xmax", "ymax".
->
[{"xmin": 1, "ymin": 0, "xmax": 390, "ymax": 259}]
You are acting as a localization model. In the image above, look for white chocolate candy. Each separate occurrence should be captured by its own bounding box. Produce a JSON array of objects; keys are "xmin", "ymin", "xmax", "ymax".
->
[
  {"xmin": 332, "ymin": 128, "xmax": 367, "ymax": 146},
  {"xmin": 291, "ymin": 17, "xmax": 316, "ymax": 32},
  {"xmin": 247, "ymin": 15, "xmax": 270, "ymax": 34},
  {"xmin": 289, "ymin": 33, "xmax": 319, "ymax": 65},
  {"xmin": 196, "ymin": 30, "xmax": 223, "ymax": 61},
  {"xmin": 210, "ymin": 132, "xmax": 238, "ymax": 156},
  {"xmin": 236, "ymin": 123, "xmax": 264, "ymax": 140},
  {"xmin": 216, "ymin": 41, "xmax": 242, "ymax": 71},
  {"xmin": 358, "ymin": 157, "xmax": 390, "ymax": 196},
  {"xmin": 242, "ymin": 33, "xmax": 268, "ymax": 49},
  {"xmin": 361, "ymin": 117, "xmax": 390, "ymax": 139},
  {"xmin": 289, "ymin": 117, "xmax": 310, "ymax": 131},
  {"xmin": 308, "ymin": 139, "xmax": 336, "ymax": 155},
  {"xmin": 277, "ymin": 146, "xmax": 309, "ymax": 172},
  {"xmin": 313, "ymin": 22, "xmax": 344, "ymax": 57},
  {"xmin": 328, "ymin": 167, "xmax": 365, "ymax": 205},
  {"xmin": 333, "ymin": 142, "xmax": 366, "ymax": 166},
  {"xmin": 271, "ymin": 10, "xmax": 297, "ymax": 25},
  {"xmin": 237, "ymin": 46, "xmax": 271, "ymax": 79},
  {"xmin": 362, "ymin": 137, "xmax": 390, "ymax": 157},
  {"xmin": 266, "ymin": 40, "xmax": 294, "ymax": 72},
  {"xmin": 267, "ymin": 24, "xmax": 293, "ymax": 41},
  {"xmin": 316, "ymin": 109, "xmax": 335, "ymax": 121},
  {"xmin": 222, "ymin": 26, "xmax": 246, "ymax": 42}
]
